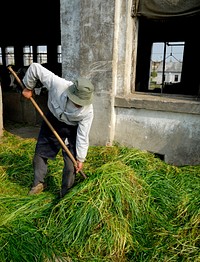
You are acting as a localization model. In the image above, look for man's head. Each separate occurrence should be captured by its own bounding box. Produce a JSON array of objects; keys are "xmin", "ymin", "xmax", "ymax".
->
[{"xmin": 67, "ymin": 77, "xmax": 94, "ymax": 106}]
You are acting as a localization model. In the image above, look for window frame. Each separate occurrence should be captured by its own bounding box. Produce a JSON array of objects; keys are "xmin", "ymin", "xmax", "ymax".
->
[{"xmin": 135, "ymin": 15, "xmax": 200, "ymax": 98}]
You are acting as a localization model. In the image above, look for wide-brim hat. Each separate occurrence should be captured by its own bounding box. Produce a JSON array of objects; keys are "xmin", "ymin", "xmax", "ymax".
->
[{"xmin": 66, "ymin": 77, "xmax": 94, "ymax": 106}]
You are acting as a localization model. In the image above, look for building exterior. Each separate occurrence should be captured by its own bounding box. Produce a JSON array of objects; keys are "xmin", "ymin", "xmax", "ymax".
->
[
  {"xmin": 0, "ymin": 0, "xmax": 200, "ymax": 166},
  {"xmin": 60, "ymin": 0, "xmax": 200, "ymax": 166},
  {"xmin": 155, "ymin": 62, "xmax": 182, "ymax": 85}
]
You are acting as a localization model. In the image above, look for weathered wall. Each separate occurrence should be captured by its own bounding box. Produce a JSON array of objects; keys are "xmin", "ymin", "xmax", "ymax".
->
[
  {"xmin": 61, "ymin": 0, "xmax": 115, "ymax": 145},
  {"xmin": 115, "ymin": 107, "xmax": 200, "ymax": 166},
  {"xmin": 114, "ymin": 95, "xmax": 200, "ymax": 166}
]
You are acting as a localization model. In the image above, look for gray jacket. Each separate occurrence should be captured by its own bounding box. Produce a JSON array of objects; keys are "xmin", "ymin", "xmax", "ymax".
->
[{"xmin": 23, "ymin": 63, "xmax": 94, "ymax": 162}]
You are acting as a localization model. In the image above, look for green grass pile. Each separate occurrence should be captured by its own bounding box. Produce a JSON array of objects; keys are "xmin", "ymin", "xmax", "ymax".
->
[{"xmin": 0, "ymin": 131, "xmax": 199, "ymax": 261}]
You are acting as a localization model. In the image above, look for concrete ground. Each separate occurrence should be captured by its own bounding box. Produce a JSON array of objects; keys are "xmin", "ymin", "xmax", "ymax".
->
[{"xmin": 3, "ymin": 120, "xmax": 40, "ymax": 139}]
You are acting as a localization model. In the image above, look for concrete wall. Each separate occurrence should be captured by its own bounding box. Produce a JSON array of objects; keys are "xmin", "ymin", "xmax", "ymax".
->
[
  {"xmin": 61, "ymin": 0, "xmax": 115, "ymax": 145},
  {"xmin": 115, "ymin": 107, "xmax": 200, "ymax": 166},
  {"xmin": 114, "ymin": 95, "xmax": 200, "ymax": 166}
]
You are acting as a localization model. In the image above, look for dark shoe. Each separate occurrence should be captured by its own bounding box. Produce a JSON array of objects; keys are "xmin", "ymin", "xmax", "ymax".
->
[
  {"xmin": 28, "ymin": 183, "xmax": 44, "ymax": 195},
  {"xmin": 60, "ymin": 187, "xmax": 68, "ymax": 198}
]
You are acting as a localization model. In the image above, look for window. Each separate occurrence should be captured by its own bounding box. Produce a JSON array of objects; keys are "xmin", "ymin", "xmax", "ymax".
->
[
  {"xmin": 23, "ymin": 46, "xmax": 33, "ymax": 66},
  {"xmin": 174, "ymin": 75, "xmax": 178, "ymax": 82},
  {"xmin": 37, "ymin": 46, "xmax": 47, "ymax": 64},
  {"xmin": 149, "ymin": 42, "xmax": 184, "ymax": 93},
  {"xmin": 5, "ymin": 46, "xmax": 14, "ymax": 65},
  {"xmin": 57, "ymin": 45, "xmax": 62, "ymax": 63},
  {"xmin": 135, "ymin": 14, "xmax": 200, "ymax": 97}
]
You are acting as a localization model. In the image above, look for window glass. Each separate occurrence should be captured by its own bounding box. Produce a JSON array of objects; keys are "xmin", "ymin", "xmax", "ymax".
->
[
  {"xmin": 37, "ymin": 46, "xmax": 47, "ymax": 64},
  {"xmin": 149, "ymin": 42, "xmax": 184, "ymax": 93},
  {"xmin": 23, "ymin": 46, "xmax": 33, "ymax": 66},
  {"xmin": 5, "ymin": 46, "xmax": 14, "ymax": 65}
]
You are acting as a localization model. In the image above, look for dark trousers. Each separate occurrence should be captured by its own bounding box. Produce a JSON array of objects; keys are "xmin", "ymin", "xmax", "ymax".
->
[{"xmin": 32, "ymin": 110, "xmax": 78, "ymax": 195}]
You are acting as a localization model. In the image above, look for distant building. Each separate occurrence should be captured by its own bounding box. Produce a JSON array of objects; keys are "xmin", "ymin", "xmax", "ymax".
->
[{"xmin": 155, "ymin": 62, "xmax": 182, "ymax": 85}]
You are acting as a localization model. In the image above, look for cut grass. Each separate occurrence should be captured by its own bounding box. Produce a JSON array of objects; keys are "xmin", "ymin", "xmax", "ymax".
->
[{"xmin": 0, "ymin": 131, "xmax": 199, "ymax": 261}]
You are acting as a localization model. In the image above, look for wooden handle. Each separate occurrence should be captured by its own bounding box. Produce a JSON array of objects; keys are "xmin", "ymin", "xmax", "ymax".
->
[{"xmin": 7, "ymin": 66, "xmax": 87, "ymax": 179}]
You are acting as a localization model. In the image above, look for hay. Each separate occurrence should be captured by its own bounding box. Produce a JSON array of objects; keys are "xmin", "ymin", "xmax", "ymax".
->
[{"xmin": 0, "ymin": 131, "xmax": 199, "ymax": 261}]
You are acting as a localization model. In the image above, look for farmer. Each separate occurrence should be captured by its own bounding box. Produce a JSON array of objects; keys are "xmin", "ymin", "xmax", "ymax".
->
[{"xmin": 22, "ymin": 62, "xmax": 94, "ymax": 197}]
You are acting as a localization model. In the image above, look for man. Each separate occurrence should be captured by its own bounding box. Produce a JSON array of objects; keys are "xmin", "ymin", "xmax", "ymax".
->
[{"xmin": 22, "ymin": 62, "xmax": 94, "ymax": 197}]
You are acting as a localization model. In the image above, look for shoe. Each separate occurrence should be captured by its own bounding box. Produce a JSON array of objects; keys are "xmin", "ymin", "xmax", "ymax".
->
[
  {"xmin": 28, "ymin": 183, "xmax": 44, "ymax": 195},
  {"xmin": 60, "ymin": 187, "xmax": 68, "ymax": 198}
]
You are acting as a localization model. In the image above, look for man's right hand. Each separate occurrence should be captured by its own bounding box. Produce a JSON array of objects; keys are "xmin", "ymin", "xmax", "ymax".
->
[
  {"xmin": 76, "ymin": 160, "xmax": 83, "ymax": 173},
  {"xmin": 22, "ymin": 88, "xmax": 33, "ymax": 99}
]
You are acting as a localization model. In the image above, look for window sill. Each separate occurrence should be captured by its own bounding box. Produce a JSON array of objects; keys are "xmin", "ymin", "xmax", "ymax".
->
[{"xmin": 114, "ymin": 93, "xmax": 200, "ymax": 115}]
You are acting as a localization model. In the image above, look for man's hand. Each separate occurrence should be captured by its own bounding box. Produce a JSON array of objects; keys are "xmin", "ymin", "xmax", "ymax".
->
[
  {"xmin": 76, "ymin": 160, "xmax": 83, "ymax": 173},
  {"xmin": 22, "ymin": 88, "xmax": 33, "ymax": 99}
]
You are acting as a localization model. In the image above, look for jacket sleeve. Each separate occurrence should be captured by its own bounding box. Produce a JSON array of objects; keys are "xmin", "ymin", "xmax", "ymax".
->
[
  {"xmin": 22, "ymin": 62, "xmax": 69, "ymax": 91},
  {"xmin": 76, "ymin": 110, "xmax": 94, "ymax": 162}
]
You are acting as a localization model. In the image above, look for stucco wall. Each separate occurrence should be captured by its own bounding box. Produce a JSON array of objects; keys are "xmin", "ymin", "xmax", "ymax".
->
[
  {"xmin": 115, "ymin": 107, "xmax": 200, "ymax": 166},
  {"xmin": 61, "ymin": 0, "xmax": 115, "ymax": 145},
  {"xmin": 114, "ymin": 95, "xmax": 200, "ymax": 166}
]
